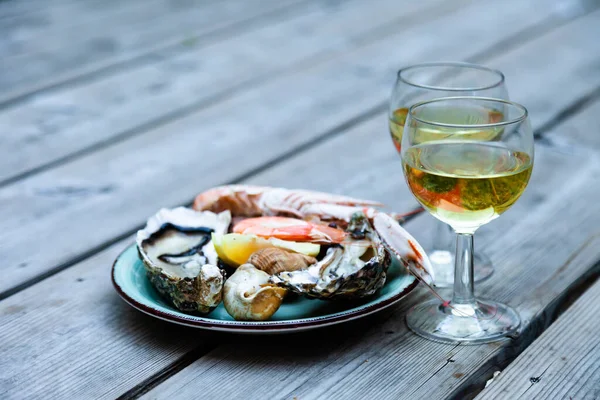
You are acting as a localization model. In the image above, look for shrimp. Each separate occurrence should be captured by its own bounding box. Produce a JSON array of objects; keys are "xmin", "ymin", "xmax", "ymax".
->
[{"xmin": 233, "ymin": 216, "xmax": 346, "ymax": 244}]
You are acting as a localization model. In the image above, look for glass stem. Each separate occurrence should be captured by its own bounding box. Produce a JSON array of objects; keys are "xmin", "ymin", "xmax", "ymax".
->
[{"xmin": 452, "ymin": 233, "xmax": 476, "ymax": 307}]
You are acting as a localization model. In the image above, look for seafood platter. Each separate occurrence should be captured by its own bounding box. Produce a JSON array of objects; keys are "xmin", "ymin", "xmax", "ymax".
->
[{"xmin": 112, "ymin": 185, "xmax": 433, "ymax": 332}]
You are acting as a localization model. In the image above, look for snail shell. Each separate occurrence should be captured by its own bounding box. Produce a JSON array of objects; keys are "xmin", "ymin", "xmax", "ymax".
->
[
  {"xmin": 248, "ymin": 247, "xmax": 316, "ymax": 275},
  {"xmin": 223, "ymin": 264, "xmax": 287, "ymax": 321}
]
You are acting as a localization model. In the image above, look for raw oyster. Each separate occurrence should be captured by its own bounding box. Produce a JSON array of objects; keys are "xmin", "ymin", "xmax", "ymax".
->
[
  {"xmin": 223, "ymin": 264, "xmax": 287, "ymax": 321},
  {"xmin": 136, "ymin": 207, "xmax": 231, "ymax": 314},
  {"xmin": 270, "ymin": 213, "xmax": 391, "ymax": 299}
]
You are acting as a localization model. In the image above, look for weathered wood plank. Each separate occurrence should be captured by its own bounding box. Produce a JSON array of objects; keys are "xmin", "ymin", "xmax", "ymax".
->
[
  {"xmin": 0, "ymin": 0, "xmax": 91, "ymax": 21},
  {"xmin": 476, "ymin": 279, "xmax": 600, "ymax": 400},
  {"xmin": 0, "ymin": 0, "xmax": 305, "ymax": 98},
  {"xmin": 1, "ymin": 0, "xmax": 166, "ymax": 54},
  {"xmin": 0, "ymin": 0, "xmax": 451, "ymax": 186},
  {"xmin": 0, "ymin": 0, "xmax": 582, "ymax": 297},
  {"xmin": 545, "ymin": 97, "xmax": 600, "ymax": 151},
  {"xmin": 0, "ymin": 129, "xmax": 596, "ymax": 400},
  {"xmin": 1, "ymin": 0, "xmax": 195, "ymax": 56},
  {"xmin": 140, "ymin": 147, "xmax": 600, "ymax": 399}
]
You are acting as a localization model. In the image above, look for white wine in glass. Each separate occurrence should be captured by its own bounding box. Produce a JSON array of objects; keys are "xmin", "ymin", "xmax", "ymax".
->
[
  {"xmin": 402, "ymin": 97, "xmax": 533, "ymax": 344},
  {"xmin": 404, "ymin": 143, "xmax": 532, "ymax": 232},
  {"xmin": 389, "ymin": 62, "xmax": 509, "ymax": 287}
]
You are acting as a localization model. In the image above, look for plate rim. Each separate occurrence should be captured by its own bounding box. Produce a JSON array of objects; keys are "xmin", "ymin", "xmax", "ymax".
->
[{"xmin": 112, "ymin": 244, "xmax": 419, "ymax": 332}]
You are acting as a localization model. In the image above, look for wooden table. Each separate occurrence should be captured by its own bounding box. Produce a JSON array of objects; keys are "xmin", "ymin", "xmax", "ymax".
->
[{"xmin": 1, "ymin": 0, "xmax": 599, "ymax": 398}]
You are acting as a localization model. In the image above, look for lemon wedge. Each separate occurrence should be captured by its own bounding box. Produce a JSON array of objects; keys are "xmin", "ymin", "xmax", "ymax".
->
[{"xmin": 212, "ymin": 233, "xmax": 320, "ymax": 267}]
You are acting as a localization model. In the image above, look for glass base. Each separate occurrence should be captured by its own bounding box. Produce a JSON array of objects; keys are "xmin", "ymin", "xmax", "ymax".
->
[
  {"xmin": 429, "ymin": 250, "xmax": 494, "ymax": 288},
  {"xmin": 406, "ymin": 299, "xmax": 520, "ymax": 344}
]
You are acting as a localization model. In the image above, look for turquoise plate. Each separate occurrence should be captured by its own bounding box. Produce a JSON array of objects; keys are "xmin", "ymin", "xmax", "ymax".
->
[{"xmin": 112, "ymin": 244, "xmax": 418, "ymax": 333}]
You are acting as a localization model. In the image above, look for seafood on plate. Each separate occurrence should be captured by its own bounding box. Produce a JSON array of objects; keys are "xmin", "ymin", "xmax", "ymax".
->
[
  {"xmin": 135, "ymin": 185, "xmax": 433, "ymax": 321},
  {"xmin": 136, "ymin": 207, "xmax": 230, "ymax": 314},
  {"xmin": 194, "ymin": 185, "xmax": 434, "ymax": 286}
]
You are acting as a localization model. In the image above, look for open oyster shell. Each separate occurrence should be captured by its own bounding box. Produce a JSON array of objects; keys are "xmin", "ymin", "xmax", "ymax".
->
[
  {"xmin": 270, "ymin": 213, "xmax": 391, "ymax": 299},
  {"xmin": 136, "ymin": 207, "xmax": 231, "ymax": 314}
]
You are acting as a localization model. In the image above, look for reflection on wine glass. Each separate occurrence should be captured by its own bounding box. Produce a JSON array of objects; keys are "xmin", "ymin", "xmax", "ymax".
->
[
  {"xmin": 401, "ymin": 97, "xmax": 534, "ymax": 344},
  {"xmin": 389, "ymin": 62, "xmax": 508, "ymax": 287}
]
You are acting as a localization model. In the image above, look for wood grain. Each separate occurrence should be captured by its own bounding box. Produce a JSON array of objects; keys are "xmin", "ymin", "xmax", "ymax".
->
[
  {"xmin": 0, "ymin": 0, "xmax": 582, "ymax": 297},
  {"xmin": 0, "ymin": 0, "xmax": 451, "ymax": 185},
  {"xmin": 476, "ymin": 279, "xmax": 600, "ymax": 400},
  {"xmin": 0, "ymin": 0, "xmax": 305, "ymax": 99}
]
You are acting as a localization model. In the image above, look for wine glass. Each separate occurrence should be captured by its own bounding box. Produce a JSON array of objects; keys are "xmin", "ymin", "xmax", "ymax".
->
[
  {"xmin": 389, "ymin": 62, "xmax": 508, "ymax": 287},
  {"xmin": 401, "ymin": 97, "xmax": 533, "ymax": 344}
]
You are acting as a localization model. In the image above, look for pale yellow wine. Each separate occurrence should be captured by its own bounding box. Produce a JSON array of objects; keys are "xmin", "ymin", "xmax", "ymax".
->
[{"xmin": 403, "ymin": 142, "xmax": 532, "ymax": 232}]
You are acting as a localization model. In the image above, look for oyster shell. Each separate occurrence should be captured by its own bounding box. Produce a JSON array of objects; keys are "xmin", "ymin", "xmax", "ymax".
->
[
  {"xmin": 248, "ymin": 247, "xmax": 316, "ymax": 275},
  {"xmin": 136, "ymin": 207, "xmax": 231, "ymax": 314},
  {"xmin": 270, "ymin": 213, "xmax": 391, "ymax": 299},
  {"xmin": 223, "ymin": 264, "xmax": 287, "ymax": 321}
]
